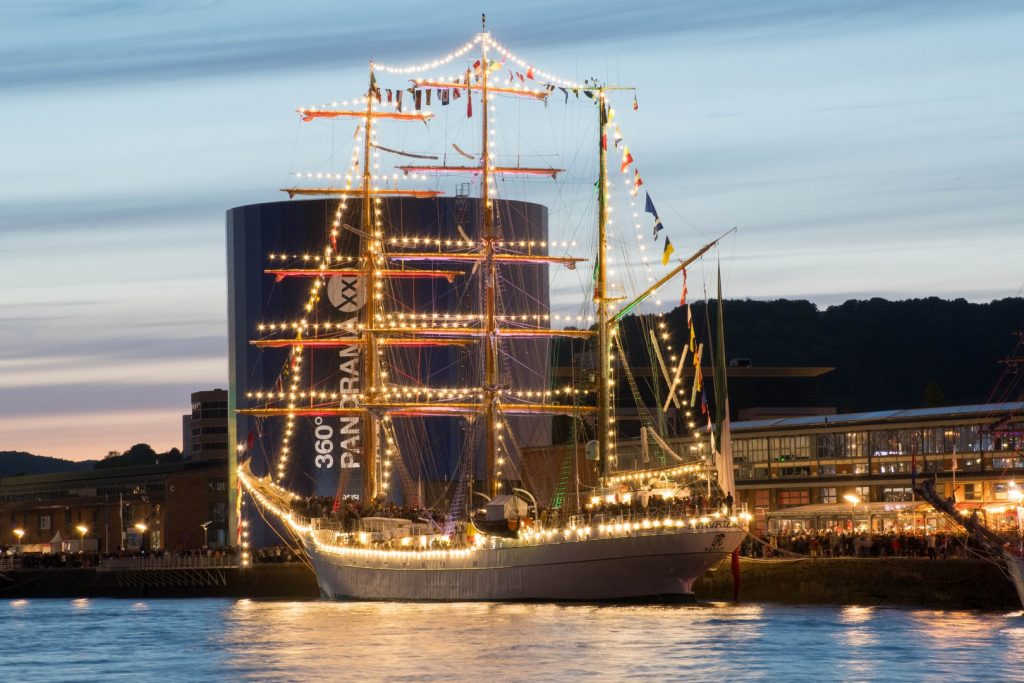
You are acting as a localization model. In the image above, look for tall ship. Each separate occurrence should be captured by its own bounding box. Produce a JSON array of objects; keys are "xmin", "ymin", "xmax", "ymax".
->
[{"xmin": 234, "ymin": 19, "xmax": 746, "ymax": 601}]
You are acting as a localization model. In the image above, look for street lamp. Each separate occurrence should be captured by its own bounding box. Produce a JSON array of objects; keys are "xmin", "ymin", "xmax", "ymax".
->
[
  {"xmin": 843, "ymin": 494, "xmax": 861, "ymax": 531},
  {"xmin": 75, "ymin": 525, "xmax": 88, "ymax": 553},
  {"xmin": 200, "ymin": 521, "xmax": 212, "ymax": 548},
  {"xmin": 13, "ymin": 528, "xmax": 25, "ymax": 543},
  {"xmin": 134, "ymin": 523, "xmax": 148, "ymax": 552}
]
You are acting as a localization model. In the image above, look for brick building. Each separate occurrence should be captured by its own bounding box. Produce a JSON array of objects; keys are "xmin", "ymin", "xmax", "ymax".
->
[{"xmin": 0, "ymin": 460, "xmax": 230, "ymax": 552}]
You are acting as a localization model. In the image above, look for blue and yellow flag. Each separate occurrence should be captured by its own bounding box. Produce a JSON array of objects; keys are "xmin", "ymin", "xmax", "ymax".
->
[{"xmin": 645, "ymin": 192, "xmax": 664, "ymax": 239}]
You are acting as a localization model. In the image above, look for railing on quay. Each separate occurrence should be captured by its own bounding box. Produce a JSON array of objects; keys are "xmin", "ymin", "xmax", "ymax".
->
[{"xmin": 97, "ymin": 555, "xmax": 242, "ymax": 571}]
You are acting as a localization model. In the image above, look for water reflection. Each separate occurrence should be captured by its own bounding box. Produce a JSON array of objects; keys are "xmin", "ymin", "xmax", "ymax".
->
[{"xmin": 1, "ymin": 600, "xmax": 1020, "ymax": 681}]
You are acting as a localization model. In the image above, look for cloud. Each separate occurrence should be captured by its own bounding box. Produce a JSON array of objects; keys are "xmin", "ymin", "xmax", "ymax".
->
[{"xmin": 2, "ymin": 1, "xmax": 1016, "ymax": 90}]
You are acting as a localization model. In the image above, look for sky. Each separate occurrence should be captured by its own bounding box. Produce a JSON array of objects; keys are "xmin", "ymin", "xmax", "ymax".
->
[{"xmin": 1, "ymin": 0, "xmax": 1022, "ymax": 460}]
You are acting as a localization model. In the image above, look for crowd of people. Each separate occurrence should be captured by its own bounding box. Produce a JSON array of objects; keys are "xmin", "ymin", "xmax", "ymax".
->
[
  {"xmin": 0, "ymin": 544, "xmax": 244, "ymax": 569},
  {"xmin": 291, "ymin": 495, "xmax": 447, "ymax": 532},
  {"xmin": 738, "ymin": 529, "xmax": 980, "ymax": 559}
]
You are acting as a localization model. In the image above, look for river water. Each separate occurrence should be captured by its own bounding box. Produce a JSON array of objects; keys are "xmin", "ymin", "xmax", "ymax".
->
[{"xmin": 2, "ymin": 598, "xmax": 1020, "ymax": 681}]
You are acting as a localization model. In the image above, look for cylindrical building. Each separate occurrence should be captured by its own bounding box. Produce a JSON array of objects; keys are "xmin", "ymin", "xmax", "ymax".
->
[{"xmin": 227, "ymin": 196, "xmax": 553, "ymax": 534}]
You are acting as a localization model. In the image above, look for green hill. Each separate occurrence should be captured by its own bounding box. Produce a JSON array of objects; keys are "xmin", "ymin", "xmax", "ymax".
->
[{"xmin": 0, "ymin": 451, "xmax": 97, "ymax": 478}]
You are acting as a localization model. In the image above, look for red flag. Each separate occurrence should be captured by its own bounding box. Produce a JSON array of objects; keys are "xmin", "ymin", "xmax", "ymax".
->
[
  {"xmin": 526, "ymin": 66, "xmax": 534, "ymax": 79},
  {"xmin": 632, "ymin": 95, "xmax": 639, "ymax": 111},
  {"xmin": 246, "ymin": 429, "xmax": 255, "ymax": 452},
  {"xmin": 680, "ymin": 267, "xmax": 688, "ymax": 306},
  {"xmin": 631, "ymin": 168, "xmax": 643, "ymax": 196},
  {"xmin": 517, "ymin": 72, "xmax": 525, "ymax": 82},
  {"xmin": 466, "ymin": 69, "xmax": 472, "ymax": 118},
  {"xmin": 620, "ymin": 146, "xmax": 633, "ymax": 174}
]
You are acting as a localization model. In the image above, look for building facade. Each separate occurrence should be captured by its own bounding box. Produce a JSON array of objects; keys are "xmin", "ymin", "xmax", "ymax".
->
[
  {"xmin": 0, "ymin": 460, "xmax": 231, "ymax": 552},
  {"xmin": 616, "ymin": 401, "xmax": 1024, "ymax": 532},
  {"xmin": 185, "ymin": 389, "xmax": 229, "ymax": 461},
  {"xmin": 226, "ymin": 196, "xmax": 552, "ymax": 509},
  {"xmin": 523, "ymin": 402, "xmax": 1023, "ymax": 534}
]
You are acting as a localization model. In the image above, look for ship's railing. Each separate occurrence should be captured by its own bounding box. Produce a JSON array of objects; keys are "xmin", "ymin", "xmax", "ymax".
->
[
  {"xmin": 311, "ymin": 517, "xmax": 345, "ymax": 532},
  {"xmin": 97, "ymin": 555, "xmax": 242, "ymax": 571},
  {"xmin": 565, "ymin": 506, "xmax": 741, "ymax": 530}
]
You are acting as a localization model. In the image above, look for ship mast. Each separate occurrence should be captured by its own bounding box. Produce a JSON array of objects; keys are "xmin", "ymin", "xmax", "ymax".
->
[
  {"xmin": 362, "ymin": 64, "xmax": 380, "ymax": 503},
  {"xmin": 596, "ymin": 91, "xmax": 612, "ymax": 480},
  {"xmin": 480, "ymin": 17, "xmax": 499, "ymax": 498}
]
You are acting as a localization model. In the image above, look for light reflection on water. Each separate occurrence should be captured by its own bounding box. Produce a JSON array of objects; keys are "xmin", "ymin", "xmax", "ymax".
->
[{"xmin": 1, "ymin": 598, "xmax": 1020, "ymax": 681}]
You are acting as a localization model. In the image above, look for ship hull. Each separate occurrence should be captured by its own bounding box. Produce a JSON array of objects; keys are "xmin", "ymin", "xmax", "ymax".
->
[
  {"xmin": 1005, "ymin": 552, "xmax": 1024, "ymax": 609},
  {"xmin": 306, "ymin": 526, "xmax": 744, "ymax": 601}
]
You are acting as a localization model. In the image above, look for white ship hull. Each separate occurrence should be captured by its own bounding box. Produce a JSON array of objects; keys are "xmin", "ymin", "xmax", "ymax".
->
[
  {"xmin": 305, "ymin": 525, "xmax": 744, "ymax": 601},
  {"xmin": 1005, "ymin": 553, "xmax": 1024, "ymax": 609}
]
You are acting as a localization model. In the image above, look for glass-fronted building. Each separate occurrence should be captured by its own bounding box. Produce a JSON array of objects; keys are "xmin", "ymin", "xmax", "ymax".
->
[{"xmin": 613, "ymin": 402, "xmax": 1024, "ymax": 533}]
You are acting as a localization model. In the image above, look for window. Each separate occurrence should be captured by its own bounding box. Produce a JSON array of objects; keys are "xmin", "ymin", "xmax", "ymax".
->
[
  {"xmin": 870, "ymin": 430, "xmax": 900, "ymax": 457},
  {"xmin": 881, "ymin": 487, "xmax": 913, "ymax": 502},
  {"xmin": 778, "ymin": 490, "xmax": 810, "ymax": 508},
  {"xmin": 993, "ymin": 456, "xmax": 1024, "ymax": 470},
  {"xmin": 770, "ymin": 436, "xmax": 812, "ymax": 461},
  {"xmin": 896, "ymin": 429, "xmax": 923, "ymax": 455},
  {"xmin": 820, "ymin": 487, "xmax": 837, "ymax": 504},
  {"xmin": 754, "ymin": 490, "xmax": 770, "ymax": 508},
  {"xmin": 734, "ymin": 438, "xmax": 768, "ymax": 463},
  {"xmin": 209, "ymin": 502, "xmax": 228, "ymax": 523},
  {"xmin": 855, "ymin": 485, "xmax": 870, "ymax": 502},
  {"xmin": 816, "ymin": 434, "xmax": 836, "ymax": 459},
  {"xmin": 40, "ymin": 514, "xmax": 51, "ymax": 531},
  {"xmin": 963, "ymin": 483, "xmax": 980, "ymax": 501},
  {"xmin": 840, "ymin": 432, "xmax": 867, "ymax": 458},
  {"xmin": 208, "ymin": 479, "xmax": 228, "ymax": 492},
  {"xmin": 778, "ymin": 466, "xmax": 811, "ymax": 478},
  {"xmin": 957, "ymin": 425, "xmax": 981, "ymax": 452}
]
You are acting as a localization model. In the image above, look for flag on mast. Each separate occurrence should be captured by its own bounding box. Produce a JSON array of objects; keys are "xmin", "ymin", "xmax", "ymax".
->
[
  {"xmin": 645, "ymin": 192, "xmax": 664, "ymax": 239},
  {"xmin": 620, "ymin": 145, "xmax": 634, "ymax": 173},
  {"xmin": 661, "ymin": 237, "xmax": 675, "ymax": 265}
]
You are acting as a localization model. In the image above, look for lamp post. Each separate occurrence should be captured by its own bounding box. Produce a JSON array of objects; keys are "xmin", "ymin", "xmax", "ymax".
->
[
  {"xmin": 135, "ymin": 523, "xmax": 147, "ymax": 552},
  {"xmin": 13, "ymin": 528, "xmax": 25, "ymax": 554},
  {"xmin": 75, "ymin": 525, "xmax": 89, "ymax": 553},
  {"xmin": 843, "ymin": 493, "xmax": 861, "ymax": 532},
  {"xmin": 200, "ymin": 521, "xmax": 212, "ymax": 549}
]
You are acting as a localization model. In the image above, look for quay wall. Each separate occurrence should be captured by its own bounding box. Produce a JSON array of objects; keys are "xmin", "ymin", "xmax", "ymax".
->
[
  {"xmin": 1, "ymin": 558, "xmax": 1017, "ymax": 609},
  {"xmin": 695, "ymin": 557, "xmax": 1019, "ymax": 610},
  {"xmin": 0, "ymin": 563, "xmax": 319, "ymax": 600}
]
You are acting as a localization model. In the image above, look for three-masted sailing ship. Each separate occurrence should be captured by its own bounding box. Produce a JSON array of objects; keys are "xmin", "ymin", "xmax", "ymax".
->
[{"xmin": 237, "ymin": 20, "xmax": 746, "ymax": 601}]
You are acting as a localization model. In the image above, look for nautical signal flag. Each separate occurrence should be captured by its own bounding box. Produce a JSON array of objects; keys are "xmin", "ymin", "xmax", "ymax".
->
[
  {"xmin": 631, "ymin": 168, "xmax": 643, "ymax": 197},
  {"xmin": 661, "ymin": 236, "xmax": 675, "ymax": 265},
  {"xmin": 681, "ymin": 267, "xmax": 688, "ymax": 306},
  {"xmin": 620, "ymin": 146, "xmax": 633, "ymax": 173},
  {"xmin": 645, "ymin": 192, "xmax": 664, "ymax": 239},
  {"xmin": 633, "ymin": 95, "xmax": 639, "ymax": 111}
]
